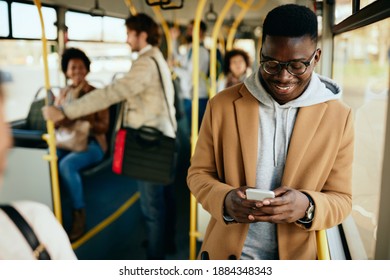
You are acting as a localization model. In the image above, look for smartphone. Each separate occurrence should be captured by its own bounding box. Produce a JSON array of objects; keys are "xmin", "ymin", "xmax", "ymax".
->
[{"xmin": 246, "ymin": 189, "xmax": 275, "ymax": 201}]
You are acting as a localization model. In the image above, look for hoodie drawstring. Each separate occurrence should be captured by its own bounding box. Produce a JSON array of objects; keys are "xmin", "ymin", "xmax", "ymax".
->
[
  {"xmin": 273, "ymin": 102, "xmax": 278, "ymax": 167},
  {"xmin": 285, "ymin": 107, "xmax": 293, "ymax": 163}
]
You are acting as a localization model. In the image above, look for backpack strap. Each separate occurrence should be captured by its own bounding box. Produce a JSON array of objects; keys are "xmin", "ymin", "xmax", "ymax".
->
[{"xmin": 0, "ymin": 205, "xmax": 51, "ymax": 260}]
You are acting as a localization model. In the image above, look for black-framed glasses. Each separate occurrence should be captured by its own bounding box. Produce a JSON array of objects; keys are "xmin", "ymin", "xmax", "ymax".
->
[{"xmin": 260, "ymin": 48, "xmax": 319, "ymax": 76}]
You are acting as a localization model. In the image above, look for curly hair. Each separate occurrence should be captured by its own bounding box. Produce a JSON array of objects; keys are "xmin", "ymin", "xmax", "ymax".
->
[
  {"xmin": 223, "ymin": 49, "xmax": 250, "ymax": 75},
  {"xmin": 61, "ymin": 48, "xmax": 91, "ymax": 75},
  {"xmin": 125, "ymin": 13, "xmax": 161, "ymax": 46},
  {"xmin": 262, "ymin": 4, "xmax": 318, "ymax": 43}
]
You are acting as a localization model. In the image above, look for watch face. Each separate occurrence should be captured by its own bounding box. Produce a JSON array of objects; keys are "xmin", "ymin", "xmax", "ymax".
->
[{"xmin": 307, "ymin": 204, "xmax": 315, "ymax": 220}]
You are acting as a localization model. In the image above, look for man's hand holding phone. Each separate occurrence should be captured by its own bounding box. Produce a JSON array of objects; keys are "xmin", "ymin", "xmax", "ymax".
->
[{"xmin": 246, "ymin": 188, "xmax": 275, "ymax": 201}]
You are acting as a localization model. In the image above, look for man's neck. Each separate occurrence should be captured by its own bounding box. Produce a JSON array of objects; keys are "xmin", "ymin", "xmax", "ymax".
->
[{"xmin": 138, "ymin": 44, "xmax": 152, "ymax": 56}]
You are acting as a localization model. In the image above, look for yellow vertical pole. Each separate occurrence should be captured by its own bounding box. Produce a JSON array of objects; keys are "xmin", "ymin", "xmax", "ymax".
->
[
  {"xmin": 151, "ymin": 6, "xmax": 173, "ymax": 60},
  {"xmin": 33, "ymin": 0, "xmax": 62, "ymax": 223},
  {"xmin": 226, "ymin": 0, "xmax": 256, "ymax": 51},
  {"xmin": 124, "ymin": 0, "xmax": 137, "ymax": 16},
  {"xmin": 209, "ymin": 0, "xmax": 235, "ymax": 99},
  {"xmin": 189, "ymin": 0, "xmax": 208, "ymax": 261},
  {"xmin": 316, "ymin": 230, "xmax": 330, "ymax": 260}
]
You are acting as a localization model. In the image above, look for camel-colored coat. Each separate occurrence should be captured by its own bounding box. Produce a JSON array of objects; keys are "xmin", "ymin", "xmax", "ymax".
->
[{"xmin": 187, "ymin": 83, "xmax": 354, "ymax": 260}]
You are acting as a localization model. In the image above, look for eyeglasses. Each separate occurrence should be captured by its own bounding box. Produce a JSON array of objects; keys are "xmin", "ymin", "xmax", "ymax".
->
[{"xmin": 260, "ymin": 48, "xmax": 319, "ymax": 76}]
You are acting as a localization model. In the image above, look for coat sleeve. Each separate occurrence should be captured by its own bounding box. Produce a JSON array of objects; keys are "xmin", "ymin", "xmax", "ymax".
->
[
  {"xmin": 187, "ymin": 101, "xmax": 236, "ymax": 224},
  {"xmin": 63, "ymin": 58, "xmax": 154, "ymax": 120}
]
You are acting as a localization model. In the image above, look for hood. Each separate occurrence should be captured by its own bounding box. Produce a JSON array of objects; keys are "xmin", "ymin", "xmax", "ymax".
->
[
  {"xmin": 243, "ymin": 69, "xmax": 342, "ymax": 172},
  {"xmin": 244, "ymin": 69, "xmax": 341, "ymax": 108}
]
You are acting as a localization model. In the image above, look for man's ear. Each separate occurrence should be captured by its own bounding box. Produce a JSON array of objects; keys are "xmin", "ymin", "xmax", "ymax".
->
[
  {"xmin": 314, "ymin": 48, "xmax": 322, "ymax": 64},
  {"xmin": 139, "ymin": 31, "xmax": 148, "ymax": 43}
]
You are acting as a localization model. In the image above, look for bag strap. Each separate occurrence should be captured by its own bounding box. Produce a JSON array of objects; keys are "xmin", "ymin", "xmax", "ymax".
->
[
  {"xmin": 0, "ymin": 205, "xmax": 51, "ymax": 260},
  {"xmin": 114, "ymin": 57, "xmax": 177, "ymax": 136},
  {"xmin": 150, "ymin": 57, "xmax": 176, "ymax": 136}
]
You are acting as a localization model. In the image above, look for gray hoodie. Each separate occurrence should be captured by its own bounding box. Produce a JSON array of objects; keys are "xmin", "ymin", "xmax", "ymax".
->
[{"xmin": 240, "ymin": 70, "xmax": 342, "ymax": 260}]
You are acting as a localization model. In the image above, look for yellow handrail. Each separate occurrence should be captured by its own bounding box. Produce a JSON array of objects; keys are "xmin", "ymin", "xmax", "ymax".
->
[
  {"xmin": 151, "ymin": 6, "xmax": 173, "ymax": 60},
  {"xmin": 189, "ymin": 0, "xmax": 208, "ymax": 261},
  {"xmin": 124, "ymin": 0, "xmax": 137, "ymax": 16},
  {"xmin": 33, "ymin": 0, "xmax": 62, "ymax": 223},
  {"xmin": 209, "ymin": 0, "xmax": 235, "ymax": 99},
  {"xmin": 226, "ymin": 0, "xmax": 256, "ymax": 51},
  {"xmin": 316, "ymin": 229, "xmax": 330, "ymax": 260}
]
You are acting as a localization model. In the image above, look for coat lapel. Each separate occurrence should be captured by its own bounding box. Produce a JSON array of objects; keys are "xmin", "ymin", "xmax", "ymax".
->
[
  {"xmin": 283, "ymin": 103, "xmax": 328, "ymax": 184},
  {"xmin": 234, "ymin": 86, "xmax": 259, "ymax": 187}
]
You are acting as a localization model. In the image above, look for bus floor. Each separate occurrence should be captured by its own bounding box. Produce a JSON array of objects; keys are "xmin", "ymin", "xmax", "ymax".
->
[{"xmin": 60, "ymin": 120, "xmax": 192, "ymax": 260}]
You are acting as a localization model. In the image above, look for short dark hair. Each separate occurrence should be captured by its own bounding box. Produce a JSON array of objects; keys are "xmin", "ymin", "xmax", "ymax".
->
[
  {"xmin": 262, "ymin": 4, "xmax": 318, "ymax": 43},
  {"xmin": 190, "ymin": 20, "xmax": 207, "ymax": 33},
  {"xmin": 61, "ymin": 48, "xmax": 91, "ymax": 75},
  {"xmin": 125, "ymin": 13, "xmax": 160, "ymax": 46},
  {"xmin": 223, "ymin": 49, "xmax": 250, "ymax": 75}
]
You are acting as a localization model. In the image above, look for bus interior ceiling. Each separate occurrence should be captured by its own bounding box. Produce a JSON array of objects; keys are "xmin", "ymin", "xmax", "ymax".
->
[{"xmin": 37, "ymin": 0, "xmax": 296, "ymax": 27}]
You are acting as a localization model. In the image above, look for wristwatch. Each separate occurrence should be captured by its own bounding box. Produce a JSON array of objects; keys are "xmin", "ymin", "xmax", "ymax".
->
[{"xmin": 297, "ymin": 193, "xmax": 315, "ymax": 224}]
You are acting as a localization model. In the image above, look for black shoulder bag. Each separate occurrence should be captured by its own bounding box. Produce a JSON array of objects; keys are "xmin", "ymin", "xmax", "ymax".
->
[
  {"xmin": 0, "ymin": 205, "xmax": 51, "ymax": 260},
  {"xmin": 112, "ymin": 57, "xmax": 178, "ymax": 185}
]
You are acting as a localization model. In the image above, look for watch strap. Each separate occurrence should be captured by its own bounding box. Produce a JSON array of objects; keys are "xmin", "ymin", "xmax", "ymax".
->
[{"xmin": 297, "ymin": 193, "xmax": 315, "ymax": 224}]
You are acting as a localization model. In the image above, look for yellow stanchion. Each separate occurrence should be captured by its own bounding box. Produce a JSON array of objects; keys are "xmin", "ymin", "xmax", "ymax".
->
[
  {"xmin": 226, "ymin": 0, "xmax": 256, "ymax": 51},
  {"xmin": 33, "ymin": 0, "xmax": 62, "ymax": 223},
  {"xmin": 209, "ymin": 0, "xmax": 235, "ymax": 99},
  {"xmin": 250, "ymin": 0, "xmax": 267, "ymax": 10},
  {"xmin": 316, "ymin": 229, "xmax": 330, "ymax": 260},
  {"xmin": 151, "ymin": 6, "xmax": 173, "ymax": 60},
  {"xmin": 189, "ymin": 0, "xmax": 208, "ymax": 261},
  {"xmin": 124, "ymin": 0, "xmax": 137, "ymax": 16}
]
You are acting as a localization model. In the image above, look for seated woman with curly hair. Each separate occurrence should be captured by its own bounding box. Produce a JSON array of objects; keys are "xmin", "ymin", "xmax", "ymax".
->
[{"xmin": 55, "ymin": 48, "xmax": 109, "ymax": 242}]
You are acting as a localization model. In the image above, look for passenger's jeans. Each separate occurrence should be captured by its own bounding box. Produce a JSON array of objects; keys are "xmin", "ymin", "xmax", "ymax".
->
[
  {"xmin": 138, "ymin": 180, "xmax": 176, "ymax": 260},
  {"xmin": 184, "ymin": 97, "xmax": 208, "ymax": 131},
  {"xmin": 57, "ymin": 140, "xmax": 104, "ymax": 209}
]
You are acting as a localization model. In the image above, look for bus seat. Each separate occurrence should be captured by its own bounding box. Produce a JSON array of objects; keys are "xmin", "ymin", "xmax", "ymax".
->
[
  {"xmin": 11, "ymin": 93, "xmax": 48, "ymax": 148},
  {"xmin": 81, "ymin": 102, "xmax": 122, "ymax": 178}
]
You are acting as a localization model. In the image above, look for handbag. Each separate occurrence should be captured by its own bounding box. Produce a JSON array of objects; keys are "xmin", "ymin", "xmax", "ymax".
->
[
  {"xmin": 55, "ymin": 120, "xmax": 91, "ymax": 152},
  {"xmin": 0, "ymin": 205, "xmax": 51, "ymax": 260},
  {"xmin": 112, "ymin": 57, "xmax": 177, "ymax": 184},
  {"xmin": 112, "ymin": 126, "xmax": 177, "ymax": 184},
  {"xmin": 55, "ymin": 82, "xmax": 91, "ymax": 152}
]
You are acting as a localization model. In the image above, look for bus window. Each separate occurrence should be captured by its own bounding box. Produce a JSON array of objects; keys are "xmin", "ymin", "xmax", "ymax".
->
[
  {"xmin": 335, "ymin": 0, "xmax": 354, "ymax": 24},
  {"xmin": 0, "ymin": 1, "xmax": 9, "ymax": 37},
  {"xmin": 66, "ymin": 11, "xmax": 103, "ymax": 41},
  {"xmin": 65, "ymin": 41, "xmax": 131, "ymax": 86},
  {"xmin": 0, "ymin": 40, "xmax": 60, "ymax": 122},
  {"xmin": 334, "ymin": 17, "xmax": 390, "ymax": 259},
  {"xmin": 11, "ymin": 2, "xmax": 57, "ymax": 39},
  {"xmin": 66, "ymin": 12, "xmax": 126, "ymax": 42},
  {"xmin": 65, "ymin": 12, "xmax": 130, "ymax": 86},
  {"xmin": 335, "ymin": 0, "xmax": 378, "ymax": 24},
  {"xmin": 360, "ymin": 0, "xmax": 378, "ymax": 10},
  {"xmin": 102, "ymin": 17, "xmax": 127, "ymax": 42}
]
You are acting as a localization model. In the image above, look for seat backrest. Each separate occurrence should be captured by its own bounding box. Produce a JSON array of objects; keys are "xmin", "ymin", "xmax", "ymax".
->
[
  {"xmin": 25, "ymin": 86, "xmax": 61, "ymax": 131},
  {"xmin": 80, "ymin": 102, "xmax": 122, "ymax": 177},
  {"xmin": 26, "ymin": 98, "xmax": 46, "ymax": 131},
  {"xmin": 104, "ymin": 102, "xmax": 122, "ymax": 158}
]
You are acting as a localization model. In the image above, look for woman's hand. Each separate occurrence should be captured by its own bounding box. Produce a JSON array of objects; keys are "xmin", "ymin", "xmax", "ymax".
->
[{"xmin": 42, "ymin": 106, "xmax": 65, "ymax": 123}]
